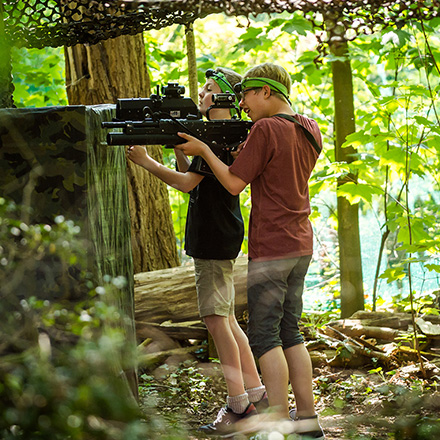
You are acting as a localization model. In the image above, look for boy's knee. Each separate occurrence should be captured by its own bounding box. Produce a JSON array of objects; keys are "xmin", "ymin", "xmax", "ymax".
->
[{"xmin": 203, "ymin": 314, "xmax": 227, "ymax": 334}]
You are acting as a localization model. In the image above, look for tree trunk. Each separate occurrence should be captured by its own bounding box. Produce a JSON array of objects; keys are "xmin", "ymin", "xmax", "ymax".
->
[
  {"xmin": 64, "ymin": 33, "xmax": 180, "ymax": 399},
  {"xmin": 0, "ymin": 2, "xmax": 14, "ymax": 108},
  {"xmin": 64, "ymin": 34, "xmax": 180, "ymax": 272},
  {"xmin": 185, "ymin": 22, "xmax": 198, "ymax": 103},
  {"xmin": 330, "ymin": 38, "xmax": 365, "ymax": 318}
]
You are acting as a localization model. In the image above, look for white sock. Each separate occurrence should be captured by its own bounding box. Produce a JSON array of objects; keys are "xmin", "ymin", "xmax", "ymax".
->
[
  {"xmin": 227, "ymin": 393, "xmax": 250, "ymax": 414},
  {"xmin": 246, "ymin": 385, "xmax": 266, "ymax": 403}
]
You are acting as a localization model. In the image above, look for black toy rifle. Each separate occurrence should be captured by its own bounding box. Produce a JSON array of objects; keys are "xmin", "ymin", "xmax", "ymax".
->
[{"xmin": 102, "ymin": 83, "xmax": 252, "ymax": 168}]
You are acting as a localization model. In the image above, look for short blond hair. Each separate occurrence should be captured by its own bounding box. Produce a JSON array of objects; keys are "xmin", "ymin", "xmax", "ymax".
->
[
  {"xmin": 215, "ymin": 67, "xmax": 242, "ymax": 88},
  {"xmin": 244, "ymin": 63, "xmax": 291, "ymax": 103}
]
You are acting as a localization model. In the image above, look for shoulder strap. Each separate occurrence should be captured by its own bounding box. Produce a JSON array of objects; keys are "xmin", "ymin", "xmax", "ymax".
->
[{"xmin": 273, "ymin": 113, "xmax": 322, "ymax": 155}]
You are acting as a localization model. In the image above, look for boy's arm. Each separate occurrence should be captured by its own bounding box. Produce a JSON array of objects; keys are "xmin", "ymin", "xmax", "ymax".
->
[
  {"xmin": 127, "ymin": 145, "xmax": 203, "ymax": 193},
  {"xmin": 175, "ymin": 133, "xmax": 247, "ymax": 196}
]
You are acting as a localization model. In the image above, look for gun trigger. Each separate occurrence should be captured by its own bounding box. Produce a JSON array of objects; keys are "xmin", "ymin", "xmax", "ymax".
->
[{"xmin": 228, "ymin": 141, "xmax": 241, "ymax": 152}]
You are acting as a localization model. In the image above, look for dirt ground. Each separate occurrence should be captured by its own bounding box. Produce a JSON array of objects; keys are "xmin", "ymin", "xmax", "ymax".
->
[{"xmin": 139, "ymin": 359, "xmax": 440, "ymax": 439}]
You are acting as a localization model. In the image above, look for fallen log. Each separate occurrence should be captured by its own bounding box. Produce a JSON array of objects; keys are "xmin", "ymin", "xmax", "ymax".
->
[
  {"xmin": 138, "ymin": 345, "xmax": 202, "ymax": 368},
  {"xmin": 416, "ymin": 317, "xmax": 440, "ymax": 338},
  {"xmin": 133, "ymin": 261, "xmax": 440, "ymax": 371},
  {"xmin": 134, "ymin": 256, "xmax": 249, "ymax": 324},
  {"xmin": 326, "ymin": 319, "xmax": 406, "ymax": 341},
  {"xmin": 322, "ymin": 326, "xmax": 394, "ymax": 365},
  {"xmin": 136, "ymin": 320, "xmax": 208, "ymax": 341},
  {"xmin": 350, "ymin": 310, "xmax": 440, "ymax": 327}
]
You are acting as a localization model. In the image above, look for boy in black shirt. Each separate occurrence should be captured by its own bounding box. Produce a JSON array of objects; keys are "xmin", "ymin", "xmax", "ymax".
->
[{"xmin": 128, "ymin": 68, "xmax": 266, "ymax": 437}]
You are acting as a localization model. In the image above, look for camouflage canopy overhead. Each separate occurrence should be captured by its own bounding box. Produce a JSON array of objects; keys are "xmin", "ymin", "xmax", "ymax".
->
[{"xmin": 2, "ymin": 0, "xmax": 440, "ymax": 49}]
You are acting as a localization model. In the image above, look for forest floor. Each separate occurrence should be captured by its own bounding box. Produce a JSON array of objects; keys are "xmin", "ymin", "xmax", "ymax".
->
[{"xmin": 139, "ymin": 357, "xmax": 440, "ymax": 439}]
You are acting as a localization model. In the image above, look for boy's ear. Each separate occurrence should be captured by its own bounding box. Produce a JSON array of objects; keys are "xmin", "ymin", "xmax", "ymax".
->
[{"xmin": 262, "ymin": 84, "xmax": 271, "ymax": 98}]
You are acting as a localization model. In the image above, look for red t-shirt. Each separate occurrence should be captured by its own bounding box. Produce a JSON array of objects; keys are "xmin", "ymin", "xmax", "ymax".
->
[{"xmin": 229, "ymin": 114, "xmax": 322, "ymax": 261}]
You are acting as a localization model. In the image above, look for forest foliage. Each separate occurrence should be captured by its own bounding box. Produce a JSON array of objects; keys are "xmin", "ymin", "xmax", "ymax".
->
[
  {"xmin": 3, "ymin": 9, "xmax": 440, "ymax": 440},
  {"xmin": 12, "ymin": 12, "xmax": 440, "ymax": 313}
]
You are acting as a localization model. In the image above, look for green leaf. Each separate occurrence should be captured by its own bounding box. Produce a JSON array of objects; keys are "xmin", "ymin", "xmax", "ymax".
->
[
  {"xmin": 337, "ymin": 182, "xmax": 383, "ymax": 204},
  {"xmin": 234, "ymin": 32, "xmax": 272, "ymax": 52},
  {"xmin": 238, "ymin": 26, "xmax": 263, "ymax": 41},
  {"xmin": 342, "ymin": 131, "xmax": 375, "ymax": 149},
  {"xmin": 396, "ymin": 217, "xmax": 434, "ymax": 246},
  {"xmin": 379, "ymin": 147, "xmax": 407, "ymax": 169},
  {"xmin": 381, "ymin": 30, "xmax": 413, "ymax": 48},
  {"xmin": 379, "ymin": 267, "xmax": 407, "ymax": 283},
  {"xmin": 280, "ymin": 17, "xmax": 312, "ymax": 36},
  {"xmin": 425, "ymin": 264, "xmax": 440, "ymax": 273}
]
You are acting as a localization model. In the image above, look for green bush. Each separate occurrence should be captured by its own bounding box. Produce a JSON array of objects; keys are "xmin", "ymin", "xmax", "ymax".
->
[{"xmin": 0, "ymin": 198, "xmax": 187, "ymax": 439}]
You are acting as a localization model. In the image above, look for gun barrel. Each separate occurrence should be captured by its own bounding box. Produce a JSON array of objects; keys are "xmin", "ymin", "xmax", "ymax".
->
[
  {"xmin": 102, "ymin": 121, "xmax": 127, "ymax": 128},
  {"xmin": 107, "ymin": 132, "xmax": 182, "ymax": 146}
]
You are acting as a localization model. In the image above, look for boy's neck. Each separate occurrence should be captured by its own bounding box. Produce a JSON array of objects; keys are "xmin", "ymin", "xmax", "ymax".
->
[
  {"xmin": 267, "ymin": 100, "xmax": 294, "ymax": 117},
  {"xmin": 206, "ymin": 107, "xmax": 232, "ymax": 120}
]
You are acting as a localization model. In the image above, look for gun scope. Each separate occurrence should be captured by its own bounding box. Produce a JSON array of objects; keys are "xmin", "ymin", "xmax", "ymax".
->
[
  {"xmin": 162, "ymin": 82, "xmax": 185, "ymax": 98},
  {"xmin": 212, "ymin": 92, "xmax": 236, "ymax": 104}
]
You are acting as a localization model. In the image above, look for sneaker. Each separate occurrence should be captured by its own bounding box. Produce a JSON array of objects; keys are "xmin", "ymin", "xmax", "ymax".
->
[
  {"xmin": 198, "ymin": 403, "xmax": 257, "ymax": 438},
  {"xmin": 292, "ymin": 415, "xmax": 325, "ymax": 439},
  {"xmin": 253, "ymin": 392, "xmax": 269, "ymax": 413},
  {"xmin": 289, "ymin": 407, "xmax": 296, "ymax": 420}
]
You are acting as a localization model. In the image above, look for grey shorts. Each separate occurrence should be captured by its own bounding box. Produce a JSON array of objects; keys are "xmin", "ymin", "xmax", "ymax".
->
[
  {"xmin": 247, "ymin": 255, "xmax": 312, "ymax": 359},
  {"xmin": 194, "ymin": 258, "xmax": 235, "ymax": 318}
]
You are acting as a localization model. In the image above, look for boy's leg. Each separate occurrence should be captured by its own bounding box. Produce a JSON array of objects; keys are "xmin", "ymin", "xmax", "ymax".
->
[
  {"xmin": 228, "ymin": 315, "xmax": 262, "ymax": 390},
  {"xmin": 246, "ymin": 258, "xmax": 294, "ymax": 418},
  {"xmin": 258, "ymin": 346, "xmax": 289, "ymax": 418},
  {"xmin": 285, "ymin": 346, "xmax": 324, "ymax": 439},
  {"xmin": 203, "ymin": 314, "xmax": 246, "ymax": 398},
  {"xmin": 280, "ymin": 255, "xmax": 315, "ymax": 417},
  {"xmin": 200, "ymin": 314, "xmax": 257, "ymax": 436},
  {"xmin": 284, "ymin": 343, "xmax": 315, "ymax": 418},
  {"xmin": 195, "ymin": 258, "xmax": 251, "ymax": 414},
  {"xmin": 228, "ymin": 315, "xmax": 267, "ymax": 411}
]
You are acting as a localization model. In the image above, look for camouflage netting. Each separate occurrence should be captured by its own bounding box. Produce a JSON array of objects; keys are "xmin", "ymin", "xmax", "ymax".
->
[
  {"xmin": 0, "ymin": 105, "xmax": 134, "ymax": 290},
  {"xmin": 3, "ymin": 0, "xmax": 440, "ymax": 49}
]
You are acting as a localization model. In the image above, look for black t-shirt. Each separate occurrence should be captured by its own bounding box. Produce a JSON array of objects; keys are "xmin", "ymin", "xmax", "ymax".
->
[{"xmin": 184, "ymin": 156, "xmax": 244, "ymax": 260}]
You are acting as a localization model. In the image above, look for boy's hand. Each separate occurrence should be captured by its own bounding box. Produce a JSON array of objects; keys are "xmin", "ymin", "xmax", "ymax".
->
[
  {"xmin": 230, "ymin": 141, "xmax": 245, "ymax": 159},
  {"xmin": 127, "ymin": 145, "xmax": 149, "ymax": 165},
  {"xmin": 175, "ymin": 132, "xmax": 210, "ymax": 157}
]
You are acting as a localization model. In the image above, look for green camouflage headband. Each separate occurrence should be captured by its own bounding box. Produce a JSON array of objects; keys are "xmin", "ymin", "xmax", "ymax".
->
[
  {"xmin": 240, "ymin": 77, "xmax": 291, "ymax": 103},
  {"xmin": 205, "ymin": 69, "xmax": 240, "ymax": 110}
]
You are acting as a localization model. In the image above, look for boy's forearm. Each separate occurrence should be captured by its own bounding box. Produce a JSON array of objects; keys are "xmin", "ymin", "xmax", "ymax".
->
[{"xmin": 140, "ymin": 158, "xmax": 197, "ymax": 192}]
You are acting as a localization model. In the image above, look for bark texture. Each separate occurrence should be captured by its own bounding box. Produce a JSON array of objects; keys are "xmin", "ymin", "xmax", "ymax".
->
[
  {"xmin": 64, "ymin": 33, "xmax": 180, "ymax": 272},
  {"xmin": 330, "ymin": 38, "xmax": 365, "ymax": 318},
  {"xmin": 185, "ymin": 22, "xmax": 198, "ymax": 103},
  {"xmin": 64, "ymin": 32, "xmax": 181, "ymax": 399}
]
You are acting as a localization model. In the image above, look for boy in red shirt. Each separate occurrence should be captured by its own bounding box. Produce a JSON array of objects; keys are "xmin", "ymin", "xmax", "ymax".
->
[
  {"xmin": 176, "ymin": 62, "xmax": 324, "ymax": 439},
  {"xmin": 127, "ymin": 68, "xmax": 267, "ymax": 438}
]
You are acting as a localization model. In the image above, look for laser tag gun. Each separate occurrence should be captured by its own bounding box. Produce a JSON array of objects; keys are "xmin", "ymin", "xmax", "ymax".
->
[{"xmin": 101, "ymin": 82, "xmax": 252, "ymax": 174}]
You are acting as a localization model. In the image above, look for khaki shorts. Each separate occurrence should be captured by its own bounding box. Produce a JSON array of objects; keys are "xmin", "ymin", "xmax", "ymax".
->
[{"xmin": 194, "ymin": 258, "xmax": 235, "ymax": 318}]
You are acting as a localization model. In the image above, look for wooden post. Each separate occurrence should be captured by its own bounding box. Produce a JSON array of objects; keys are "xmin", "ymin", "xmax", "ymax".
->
[{"xmin": 185, "ymin": 21, "xmax": 198, "ymax": 104}]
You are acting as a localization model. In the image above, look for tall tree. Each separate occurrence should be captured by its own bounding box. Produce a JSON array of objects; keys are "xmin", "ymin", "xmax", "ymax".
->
[
  {"xmin": 64, "ymin": 34, "xmax": 180, "ymax": 273},
  {"xmin": 330, "ymin": 38, "xmax": 364, "ymax": 318},
  {"xmin": 185, "ymin": 22, "xmax": 198, "ymax": 103},
  {"xmin": 0, "ymin": 2, "xmax": 14, "ymax": 108},
  {"xmin": 64, "ymin": 33, "xmax": 181, "ymax": 397}
]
